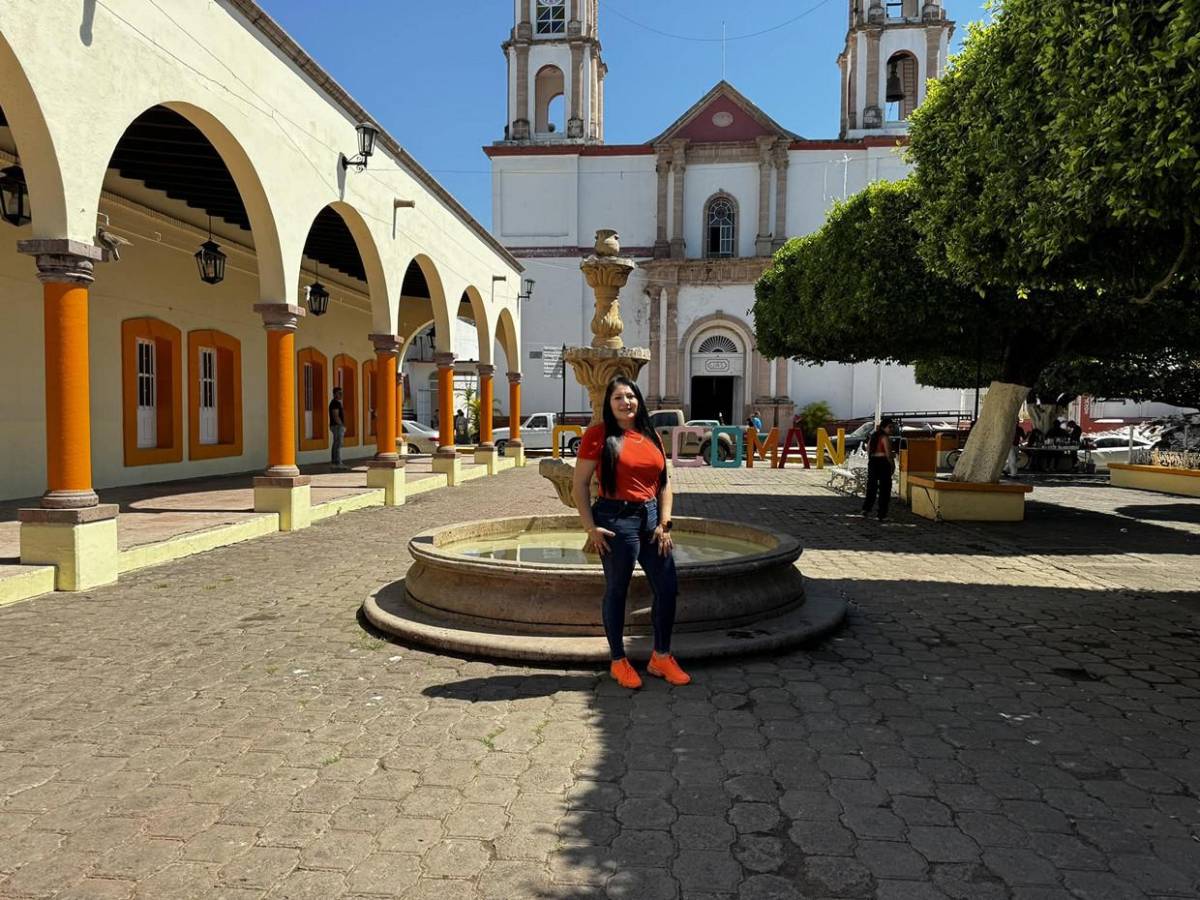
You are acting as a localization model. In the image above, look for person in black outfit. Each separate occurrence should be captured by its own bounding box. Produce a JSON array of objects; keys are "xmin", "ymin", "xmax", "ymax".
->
[
  {"xmin": 862, "ymin": 418, "xmax": 897, "ymax": 521},
  {"xmin": 329, "ymin": 387, "xmax": 346, "ymax": 469}
]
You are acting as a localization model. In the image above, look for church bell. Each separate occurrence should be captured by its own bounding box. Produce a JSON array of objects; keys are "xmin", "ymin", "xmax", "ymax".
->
[{"xmin": 886, "ymin": 61, "xmax": 905, "ymax": 103}]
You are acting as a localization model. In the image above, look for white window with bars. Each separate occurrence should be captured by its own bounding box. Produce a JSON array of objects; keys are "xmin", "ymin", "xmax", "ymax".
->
[
  {"xmin": 536, "ymin": 0, "xmax": 565, "ymax": 35},
  {"xmin": 303, "ymin": 363, "xmax": 315, "ymax": 440},
  {"xmin": 198, "ymin": 347, "xmax": 218, "ymax": 445},
  {"xmin": 136, "ymin": 338, "xmax": 157, "ymax": 449}
]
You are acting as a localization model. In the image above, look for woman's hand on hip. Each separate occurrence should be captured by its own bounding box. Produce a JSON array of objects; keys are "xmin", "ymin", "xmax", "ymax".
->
[
  {"xmin": 654, "ymin": 525, "xmax": 674, "ymax": 557},
  {"xmin": 586, "ymin": 526, "xmax": 615, "ymax": 556}
]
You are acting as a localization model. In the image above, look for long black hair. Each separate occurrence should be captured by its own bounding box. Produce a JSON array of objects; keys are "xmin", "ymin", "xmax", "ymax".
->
[{"xmin": 598, "ymin": 376, "xmax": 667, "ymax": 498}]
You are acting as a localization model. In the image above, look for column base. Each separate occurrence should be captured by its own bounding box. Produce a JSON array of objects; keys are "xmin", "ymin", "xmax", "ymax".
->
[
  {"xmin": 755, "ymin": 236, "xmax": 774, "ymax": 257},
  {"xmin": 254, "ymin": 475, "xmax": 311, "ymax": 532},
  {"xmin": 40, "ymin": 489, "xmax": 101, "ymax": 510},
  {"xmin": 474, "ymin": 446, "xmax": 499, "ymax": 475},
  {"xmin": 432, "ymin": 453, "xmax": 464, "ymax": 485},
  {"xmin": 19, "ymin": 505, "xmax": 119, "ymax": 592},
  {"xmin": 507, "ymin": 441, "xmax": 527, "ymax": 468},
  {"xmin": 367, "ymin": 459, "xmax": 406, "ymax": 506}
]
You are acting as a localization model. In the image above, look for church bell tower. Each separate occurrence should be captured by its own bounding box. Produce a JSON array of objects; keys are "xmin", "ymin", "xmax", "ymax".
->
[
  {"xmin": 838, "ymin": 1, "xmax": 954, "ymax": 138},
  {"xmin": 501, "ymin": 0, "xmax": 605, "ymax": 144}
]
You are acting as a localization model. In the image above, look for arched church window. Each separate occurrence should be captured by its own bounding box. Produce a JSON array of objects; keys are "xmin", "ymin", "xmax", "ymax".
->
[
  {"xmin": 706, "ymin": 196, "xmax": 736, "ymax": 259},
  {"xmin": 697, "ymin": 335, "xmax": 739, "ymax": 354},
  {"xmin": 536, "ymin": 0, "xmax": 566, "ymax": 35}
]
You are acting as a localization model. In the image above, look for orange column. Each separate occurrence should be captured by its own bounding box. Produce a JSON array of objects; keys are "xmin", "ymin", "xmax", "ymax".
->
[
  {"xmin": 19, "ymin": 241, "xmax": 105, "ymax": 509},
  {"xmin": 477, "ymin": 364, "xmax": 494, "ymax": 448},
  {"xmin": 507, "ymin": 371, "xmax": 523, "ymax": 447},
  {"xmin": 254, "ymin": 304, "xmax": 305, "ymax": 477},
  {"xmin": 42, "ymin": 283, "xmax": 96, "ymax": 507},
  {"xmin": 435, "ymin": 352, "xmax": 456, "ymax": 455},
  {"xmin": 395, "ymin": 371, "xmax": 405, "ymax": 448},
  {"xmin": 371, "ymin": 335, "xmax": 400, "ymax": 461}
]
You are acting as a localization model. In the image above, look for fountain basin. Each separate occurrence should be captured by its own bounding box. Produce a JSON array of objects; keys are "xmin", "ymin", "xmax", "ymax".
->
[{"xmin": 363, "ymin": 515, "xmax": 846, "ymax": 662}]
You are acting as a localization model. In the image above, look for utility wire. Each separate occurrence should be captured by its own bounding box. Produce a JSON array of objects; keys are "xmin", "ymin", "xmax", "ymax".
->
[{"xmin": 599, "ymin": 0, "xmax": 838, "ymax": 43}]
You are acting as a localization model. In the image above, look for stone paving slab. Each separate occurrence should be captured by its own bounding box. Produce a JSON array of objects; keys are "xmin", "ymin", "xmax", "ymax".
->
[{"xmin": 0, "ymin": 464, "xmax": 1197, "ymax": 899}]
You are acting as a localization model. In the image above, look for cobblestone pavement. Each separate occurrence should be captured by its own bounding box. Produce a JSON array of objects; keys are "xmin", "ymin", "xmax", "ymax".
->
[{"xmin": 1, "ymin": 465, "xmax": 1198, "ymax": 899}]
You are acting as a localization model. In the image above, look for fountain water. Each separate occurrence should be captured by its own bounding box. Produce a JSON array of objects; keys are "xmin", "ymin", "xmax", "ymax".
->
[{"xmin": 361, "ymin": 229, "xmax": 846, "ymax": 662}]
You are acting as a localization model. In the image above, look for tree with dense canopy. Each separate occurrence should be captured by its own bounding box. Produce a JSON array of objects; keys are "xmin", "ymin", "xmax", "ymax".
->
[{"xmin": 755, "ymin": 0, "xmax": 1200, "ymax": 482}]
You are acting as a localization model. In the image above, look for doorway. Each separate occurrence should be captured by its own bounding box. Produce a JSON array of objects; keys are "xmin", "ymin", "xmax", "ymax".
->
[{"xmin": 690, "ymin": 376, "xmax": 735, "ymax": 425}]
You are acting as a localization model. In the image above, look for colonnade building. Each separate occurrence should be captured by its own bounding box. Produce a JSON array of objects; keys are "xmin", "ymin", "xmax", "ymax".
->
[
  {"xmin": 489, "ymin": 0, "xmax": 962, "ymax": 426},
  {"xmin": 0, "ymin": 1, "xmax": 529, "ymax": 588}
]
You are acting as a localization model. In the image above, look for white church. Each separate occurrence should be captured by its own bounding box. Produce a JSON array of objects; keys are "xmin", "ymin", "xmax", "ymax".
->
[{"xmin": 486, "ymin": 0, "xmax": 968, "ymax": 427}]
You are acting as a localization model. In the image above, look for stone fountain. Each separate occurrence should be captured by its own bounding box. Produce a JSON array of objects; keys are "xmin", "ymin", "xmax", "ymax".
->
[
  {"xmin": 360, "ymin": 229, "xmax": 846, "ymax": 662},
  {"xmin": 540, "ymin": 230, "xmax": 651, "ymax": 506}
]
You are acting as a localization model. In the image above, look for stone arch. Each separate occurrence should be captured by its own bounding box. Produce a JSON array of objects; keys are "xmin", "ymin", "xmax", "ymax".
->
[
  {"xmin": 0, "ymin": 32, "xmax": 69, "ymax": 239},
  {"xmin": 401, "ymin": 255, "xmax": 451, "ymax": 352},
  {"xmin": 534, "ymin": 65, "xmax": 565, "ymax": 134},
  {"xmin": 495, "ymin": 306, "xmax": 521, "ymax": 376},
  {"xmin": 299, "ymin": 199, "xmax": 390, "ymax": 330},
  {"xmin": 94, "ymin": 101, "xmax": 289, "ymax": 303},
  {"xmin": 886, "ymin": 51, "xmax": 920, "ymax": 120},
  {"xmin": 678, "ymin": 312, "xmax": 759, "ymax": 420},
  {"xmin": 459, "ymin": 285, "xmax": 493, "ymax": 366},
  {"xmin": 702, "ymin": 191, "xmax": 740, "ymax": 259}
]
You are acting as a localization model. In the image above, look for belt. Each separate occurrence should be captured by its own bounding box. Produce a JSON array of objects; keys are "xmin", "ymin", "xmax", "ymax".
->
[{"xmin": 594, "ymin": 497, "xmax": 657, "ymax": 517}]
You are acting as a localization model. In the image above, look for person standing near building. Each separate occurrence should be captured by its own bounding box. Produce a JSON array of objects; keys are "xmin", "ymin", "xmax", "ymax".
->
[
  {"xmin": 573, "ymin": 376, "xmax": 690, "ymax": 690},
  {"xmin": 454, "ymin": 408, "xmax": 467, "ymax": 443},
  {"xmin": 862, "ymin": 418, "xmax": 896, "ymax": 521},
  {"xmin": 751, "ymin": 410, "xmax": 764, "ymax": 433},
  {"xmin": 329, "ymin": 387, "xmax": 346, "ymax": 469}
]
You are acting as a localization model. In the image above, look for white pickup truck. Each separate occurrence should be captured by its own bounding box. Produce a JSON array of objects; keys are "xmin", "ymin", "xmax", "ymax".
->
[{"xmin": 493, "ymin": 411, "xmax": 592, "ymax": 456}]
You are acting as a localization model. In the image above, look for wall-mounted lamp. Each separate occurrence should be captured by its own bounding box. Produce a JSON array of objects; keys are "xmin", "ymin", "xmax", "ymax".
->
[
  {"xmin": 393, "ymin": 199, "xmax": 416, "ymax": 209},
  {"xmin": 195, "ymin": 216, "xmax": 226, "ymax": 285},
  {"xmin": 340, "ymin": 121, "xmax": 379, "ymax": 172},
  {"xmin": 519, "ymin": 277, "xmax": 536, "ymax": 302}
]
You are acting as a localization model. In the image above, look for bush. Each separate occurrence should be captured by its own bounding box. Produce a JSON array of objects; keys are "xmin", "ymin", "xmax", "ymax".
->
[{"xmin": 797, "ymin": 401, "xmax": 833, "ymax": 437}]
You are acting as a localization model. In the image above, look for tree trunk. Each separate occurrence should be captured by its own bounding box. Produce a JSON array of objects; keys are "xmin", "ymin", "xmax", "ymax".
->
[{"xmin": 951, "ymin": 381, "xmax": 1028, "ymax": 483}]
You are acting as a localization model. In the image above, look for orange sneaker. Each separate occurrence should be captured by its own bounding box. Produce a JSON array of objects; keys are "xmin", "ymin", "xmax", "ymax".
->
[
  {"xmin": 647, "ymin": 652, "xmax": 691, "ymax": 686},
  {"xmin": 609, "ymin": 658, "xmax": 642, "ymax": 690}
]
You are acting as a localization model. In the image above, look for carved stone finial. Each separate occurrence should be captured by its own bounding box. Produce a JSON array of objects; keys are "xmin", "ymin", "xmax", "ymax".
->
[{"xmin": 594, "ymin": 229, "xmax": 621, "ymax": 256}]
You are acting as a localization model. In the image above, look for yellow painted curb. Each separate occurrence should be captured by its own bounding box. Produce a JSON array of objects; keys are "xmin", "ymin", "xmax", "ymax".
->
[
  {"xmin": 0, "ymin": 565, "xmax": 57, "ymax": 607},
  {"xmin": 118, "ymin": 514, "xmax": 280, "ymax": 574},
  {"xmin": 408, "ymin": 475, "xmax": 449, "ymax": 496},
  {"xmin": 312, "ymin": 490, "xmax": 385, "ymax": 521}
]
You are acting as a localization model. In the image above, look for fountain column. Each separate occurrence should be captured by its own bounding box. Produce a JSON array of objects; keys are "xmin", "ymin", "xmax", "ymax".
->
[{"xmin": 543, "ymin": 230, "xmax": 651, "ymax": 504}]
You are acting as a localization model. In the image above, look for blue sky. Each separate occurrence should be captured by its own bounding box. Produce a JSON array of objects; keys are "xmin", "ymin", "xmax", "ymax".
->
[{"xmin": 259, "ymin": 1, "xmax": 991, "ymax": 230}]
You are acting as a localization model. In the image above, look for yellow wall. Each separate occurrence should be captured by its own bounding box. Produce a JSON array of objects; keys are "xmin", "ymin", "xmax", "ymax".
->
[{"xmin": 0, "ymin": 200, "xmax": 378, "ymax": 502}]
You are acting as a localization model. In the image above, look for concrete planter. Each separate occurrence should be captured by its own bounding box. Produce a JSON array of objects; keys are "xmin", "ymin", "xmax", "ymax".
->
[
  {"xmin": 1109, "ymin": 463, "xmax": 1200, "ymax": 498},
  {"xmin": 908, "ymin": 476, "xmax": 1032, "ymax": 522}
]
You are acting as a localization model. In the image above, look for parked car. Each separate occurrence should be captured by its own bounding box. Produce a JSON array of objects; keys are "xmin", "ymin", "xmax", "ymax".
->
[
  {"xmin": 648, "ymin": 410, "xmax": 736, "ymax": 462},
  {"xmin": 493, "ymin": 411, "xmax": 592, "ymax": 455},
  {"xmin": 401, "ymin": 420, "xmax": 439, "ymax": 455},
  {"xmin": 1084, "ymin": 432, "xmax": 1155, "ymax": 470}
]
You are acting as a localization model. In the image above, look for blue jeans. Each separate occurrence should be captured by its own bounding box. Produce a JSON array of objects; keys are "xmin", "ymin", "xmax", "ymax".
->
[
  {"xmin": 592, "ymin": 498, "xmax": 678, "ymax": 660},
  {"xmin": 331, "ymin": 424, "xmax": 345, "ymax": 465}
]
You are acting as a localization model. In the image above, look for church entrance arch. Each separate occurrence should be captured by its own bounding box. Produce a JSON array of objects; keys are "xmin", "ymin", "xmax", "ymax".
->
[{"xmin": 688, "ymin": 330, "xmax": 745, "ymax": 425}]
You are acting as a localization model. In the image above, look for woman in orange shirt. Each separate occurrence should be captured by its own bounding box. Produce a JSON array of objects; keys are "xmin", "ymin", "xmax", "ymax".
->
[{"xmin": 572, "ymin": 376, "xmax": 690, "ymax": 690}]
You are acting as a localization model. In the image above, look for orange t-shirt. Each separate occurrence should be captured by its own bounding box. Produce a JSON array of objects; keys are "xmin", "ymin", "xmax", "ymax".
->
[{"xmin": 578, "ymin": 424, "xmax": 665, "ymax": 502}]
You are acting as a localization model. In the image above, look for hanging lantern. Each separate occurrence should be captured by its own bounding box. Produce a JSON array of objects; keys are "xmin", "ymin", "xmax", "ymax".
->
[
  {"xmin": 194, "ymin": 217, "xmax": 226, "ymax": 285},
  {"xmin": 0, "ymin": 165, "xmax": 31, "ymax": 227},
  {"xmin": 306, "ymin": 262, "xmax": 330, "ymax": 316},
  {"xmin": 886, "ymin": 61, "xmax": 906, "ymax": 103},
  {"xmin": 520, "ymin": 277, "xmax": 536, "ymax": 302}
]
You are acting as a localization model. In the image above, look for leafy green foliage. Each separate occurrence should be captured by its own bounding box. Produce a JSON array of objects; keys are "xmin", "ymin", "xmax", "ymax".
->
[
  {"xmin": 796, "ymin": 401, "xmax": 834, "ymax": 436},
  {"xmin": 907, "ymin": 0, "xmax": 1200, "ymax": 302}
]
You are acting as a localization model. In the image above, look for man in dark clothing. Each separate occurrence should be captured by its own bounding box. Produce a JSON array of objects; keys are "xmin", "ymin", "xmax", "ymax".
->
[
  {"xmin": 862, "ymin": 418, "xmax": 896, "ymax": 521},
  {"xmin": 329, "ymin": 387, "xmax": 346, "ymax": 469}
]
